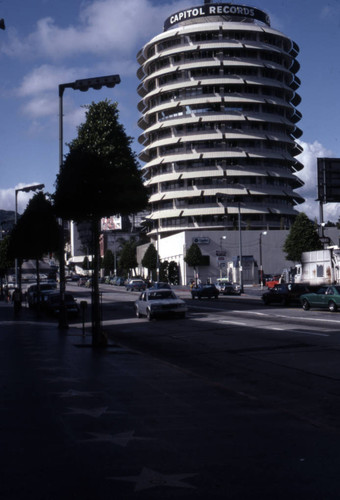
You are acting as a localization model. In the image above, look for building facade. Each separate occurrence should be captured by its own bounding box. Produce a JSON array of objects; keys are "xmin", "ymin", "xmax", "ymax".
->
[{"xmin": 137, "ymin": 1, "xmax": 304, "ymax": 239}]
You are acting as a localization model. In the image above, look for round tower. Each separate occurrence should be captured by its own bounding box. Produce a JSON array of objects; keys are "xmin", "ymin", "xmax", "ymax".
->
[{"xmin": 137, "ymin": 2, "xmax": 304, "ymax": 237}]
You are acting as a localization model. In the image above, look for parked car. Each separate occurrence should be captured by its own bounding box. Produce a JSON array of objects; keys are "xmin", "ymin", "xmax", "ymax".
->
[
  {"xmin": 262, "ymin": 283, "xmax": 315, "ymax": 306},
  {"xmin": 134, "ymin": 289, "xmax": 187, "ymax": 320},
  {"xmin": 109, "ymin": 276, "xmax": 125, "ymax": 286},
  {"xmin": 41, "ymin": 291, "xmax": 80, "ymax": 317},
  {"xmin": 215, "ymin": 279, "xmax": 241, "ymax": 295},
  {"xmin": 300, "ymin": 285, "xmax": 340, "ymax": 312},
  {"xmin": 26, "ymin": 282, "xmax": 57, "ymax": 308},
  {"xmin": 126, "ymin": 279, "xmax": 146, "ymax": 292},
  {"xmin": 191, "ymin": 284, "xmax": 219, "ymax": 300},
  {"xmin": 149, "ymin": 281, "xmax": 172, "ymax": 290}
]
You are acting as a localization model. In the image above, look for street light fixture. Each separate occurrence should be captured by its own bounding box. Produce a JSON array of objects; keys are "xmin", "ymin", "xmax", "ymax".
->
[
  {"xmin": 259, "ymin": 231, "xmax": 267, "ymax": 288},
  {"xmin": 219, "ymin": 235, "xmax": 227, "ymax": 250},
  {"xmin": 15, "ymin": 183, "xmax": 45, "ymax": 287},
  {"xmin": 58, "ymin": 74, "xmax": 121, "ymax": 332}
]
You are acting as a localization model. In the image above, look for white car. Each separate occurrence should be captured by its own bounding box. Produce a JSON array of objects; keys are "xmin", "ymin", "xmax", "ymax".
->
[{"xmin": 134, "ymin": 289, "xmax": 187, "ymax": 320}]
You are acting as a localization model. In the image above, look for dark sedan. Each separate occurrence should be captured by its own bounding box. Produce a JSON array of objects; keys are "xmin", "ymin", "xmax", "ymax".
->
[
  {"xmin": 191, "ymin": 284, "xmax": 219, "ymax": 300},
  {"xmin": 262, "ymin": 283, "xmax": 313, "ymax": 306},
  {"xmin": 41, "ymin": 291, "xmax": 80, "ymax": 317}
]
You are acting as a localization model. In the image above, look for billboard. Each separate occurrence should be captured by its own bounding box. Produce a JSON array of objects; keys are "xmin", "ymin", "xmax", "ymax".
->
[
  {"xmin": 101, "ymin": 215, "xmax": 122, "ymax": 231},
  {"xmin": 317, "ymin": 158, "xmax": 340, "ymax": 203}
]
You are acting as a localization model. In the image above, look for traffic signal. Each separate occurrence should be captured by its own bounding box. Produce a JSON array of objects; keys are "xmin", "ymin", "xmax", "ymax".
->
[
  {"xmin": 0, "ymin": 19, "xmax": 5, "ymax": 30},
  {"xmin": 73, "ymin": 75, "xmax": 121, "ymax": 92}
]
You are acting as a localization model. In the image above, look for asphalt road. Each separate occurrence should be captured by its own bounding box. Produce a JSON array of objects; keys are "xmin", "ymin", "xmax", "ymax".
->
[{"xmin": 87, "ymin": 284, "xmax": 340, "ymax": 431}]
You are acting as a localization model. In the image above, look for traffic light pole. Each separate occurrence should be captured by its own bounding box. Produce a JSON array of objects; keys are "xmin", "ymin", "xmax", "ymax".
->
[{"xmin": 58, "ymin": 85, "xmax": 68, "ymax": 329}]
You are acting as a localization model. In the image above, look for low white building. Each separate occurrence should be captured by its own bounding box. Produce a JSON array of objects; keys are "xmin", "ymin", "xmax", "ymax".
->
[{"xmin": 137, "ymin": 228, "xmax": 340, "ymax": 286}]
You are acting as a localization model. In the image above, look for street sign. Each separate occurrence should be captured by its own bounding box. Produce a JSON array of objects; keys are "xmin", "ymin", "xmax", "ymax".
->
[{"xmin": 193, "ymin": 237, "xmax": 210, "ymax": 245}]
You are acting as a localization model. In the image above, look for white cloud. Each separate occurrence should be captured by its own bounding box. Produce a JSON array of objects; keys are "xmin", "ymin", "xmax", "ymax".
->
[
  {"xmin": 4, "ymin": 0, "xmax": 191, "ymax": 127},
  {"xmin": 17, "ymin": 65, "xmax": 84, "ymax": 97},
  {"xmin": 0, "ymin": 183, "xmax": 44, "ymax": 213},
  {"xmin": 2, "ymin": 0, "xmax": 190, "ymax": 60},
  {"xmin": 295, "ymin": 140, "xmax": 340, "ymax": 222}
]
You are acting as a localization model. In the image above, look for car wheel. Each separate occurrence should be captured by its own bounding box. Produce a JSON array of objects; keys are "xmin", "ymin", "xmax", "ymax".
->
[
  {"xmin": 191, "ymin": 294, "xmax": 195, "ymax": 299},
  {"xmin": 328, "ymin": 300, "xmax": 337, "ymax": 312},
  {"xmin": 146, "ymin": 308, "xmax": 153, "ymax": 321},
  {"xmin": 135, "ymin": 306, "xmax": 141, "ymax": 318},
  {"xmin": 198, "ymin": 296, "xmax": 201, "ymax": 300},
  {"xmin": 302, "ymin": 299, "xmax": 310, "ymax": 311},
  {"xmin": 178, "ymin": 312, "xmax": 186, "ymax": 319},
  {"xmin": 215, "ymin": 295, "xmax": 218, "ymax": 299}
]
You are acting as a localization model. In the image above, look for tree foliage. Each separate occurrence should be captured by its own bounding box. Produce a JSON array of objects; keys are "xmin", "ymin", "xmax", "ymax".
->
[
  {"xmin": 0, "ymin": 236, "xmax": 13, "ymax": 278},
  {"xmin": 141, "ymin": 244, "xmax": 158, "ymax": 279},
  {"xmin": 102, "ymin": 249, "xmax": 115, "ymax": 275},
  {"xmin": 184, "ymin": 243, "xmax": 202, "ymax": 269},
  {"xmin": 9, "ymin": 192, "xmax": 59, "ymax": 260},
  {"xmin": 54, "ymin": 100, "xmax": 148, "ymax": 221},
  {"xmin": 119, "ymin": 238, "xmax": 138, "ymax": 276},
  {"xmin": 283, "ymin": 212, "xmax": 323, "ymax": 262},
  {"xmin": 159, "ymin": 260, "xmax": 169, "ymax": 282},
  {"xmin": 168, "ymin": 260, "xmax": 179, "ymax": 285}
]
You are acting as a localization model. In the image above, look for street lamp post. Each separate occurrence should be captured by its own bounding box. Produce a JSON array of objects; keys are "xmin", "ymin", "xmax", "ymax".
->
[
  {"xmin": 14, "ymin": 184, "xmax": 45, "ymax": 288},
  {"xmin": 58, "ymin": 74, "xmax": 121, "ymax": 335},
  {"xmin": 259, "ymin": 231, "xmax": 267, "ymax": 288},
  {"xmin": 219, "ymin": 235, "xmax": 227, "ymax": 278},
  {"xmin": 238, "ymin": 203, "xmax": 244, "ymax": 293}
]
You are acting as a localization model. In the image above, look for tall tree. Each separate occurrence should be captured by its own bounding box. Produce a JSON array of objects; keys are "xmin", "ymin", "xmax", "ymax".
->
[
  {"xmin": 159, "ymin": 260, "xmax": 169, "ymax": 282},
  {"xmin": 54, "ymin": 100, "xmax": 148, "ymax": 346},
  {"xmin": 184, "ymin": 243, "xmax": 202, "ymax": 284},
  {"xmin": 119, "ymin": 240, "xmax": 138, "ymax": 277},
  {"xmin": 283, "ymin": 212, "xmax": 323, "ymax": 262},
  {"xmin": 142, "ymin": 244, "xmax": 158, "ymax": 280},
  {"xmin": 168, "ymin": 260, "xmax": 180, "ymax": 285},
  {"xmin": 8, "ymin": 192, "xmax": 59, "ymax": 308},
  {"xmin": 0, "ymin": 236, "xmax": 13, "ymax": 299},
  {"xmin": 102, "ymin": 249, "xmax": 115, "ymax": 275}
]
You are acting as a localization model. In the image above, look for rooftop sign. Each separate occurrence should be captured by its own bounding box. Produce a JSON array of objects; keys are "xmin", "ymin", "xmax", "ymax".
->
[
  {"xmin": 164, "ymin": 3, "xmax": 270, "ymax": 31},
  {"xmin": 317, "ymin": 158, "xmax": 340, "ymax": 203}
]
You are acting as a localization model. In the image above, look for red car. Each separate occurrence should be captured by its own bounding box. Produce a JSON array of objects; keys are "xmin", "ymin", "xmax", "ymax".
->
[{"xmin": 265, "ymin": 276, "xmax": 281, "ymax": 289}]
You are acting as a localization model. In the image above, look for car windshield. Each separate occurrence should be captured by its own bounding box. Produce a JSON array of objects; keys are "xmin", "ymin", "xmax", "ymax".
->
[{"xmin": 148, "ymin": 291, "xmax": 176, "ymax": 300}]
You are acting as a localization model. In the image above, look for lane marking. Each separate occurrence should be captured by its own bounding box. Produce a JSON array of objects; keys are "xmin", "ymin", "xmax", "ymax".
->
[
  {"xmin": 219, "ymin": 320, "xmax": 247, "ymax": 326},
  {"xmin": 237, "ymin": 310, "xmax": 340, "ymax": 325}
]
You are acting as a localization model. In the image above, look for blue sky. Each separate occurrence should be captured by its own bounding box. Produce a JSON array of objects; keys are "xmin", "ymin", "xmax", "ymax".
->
[{"xmin": 0, "ymin": 0, "xmax": 340, "ymax": 221}]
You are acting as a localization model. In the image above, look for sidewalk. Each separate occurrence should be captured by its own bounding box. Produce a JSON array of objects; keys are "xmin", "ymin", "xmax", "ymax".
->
[{"xmin": 1, "ymin": 301, "xmax": 239, "ymax": 499}]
